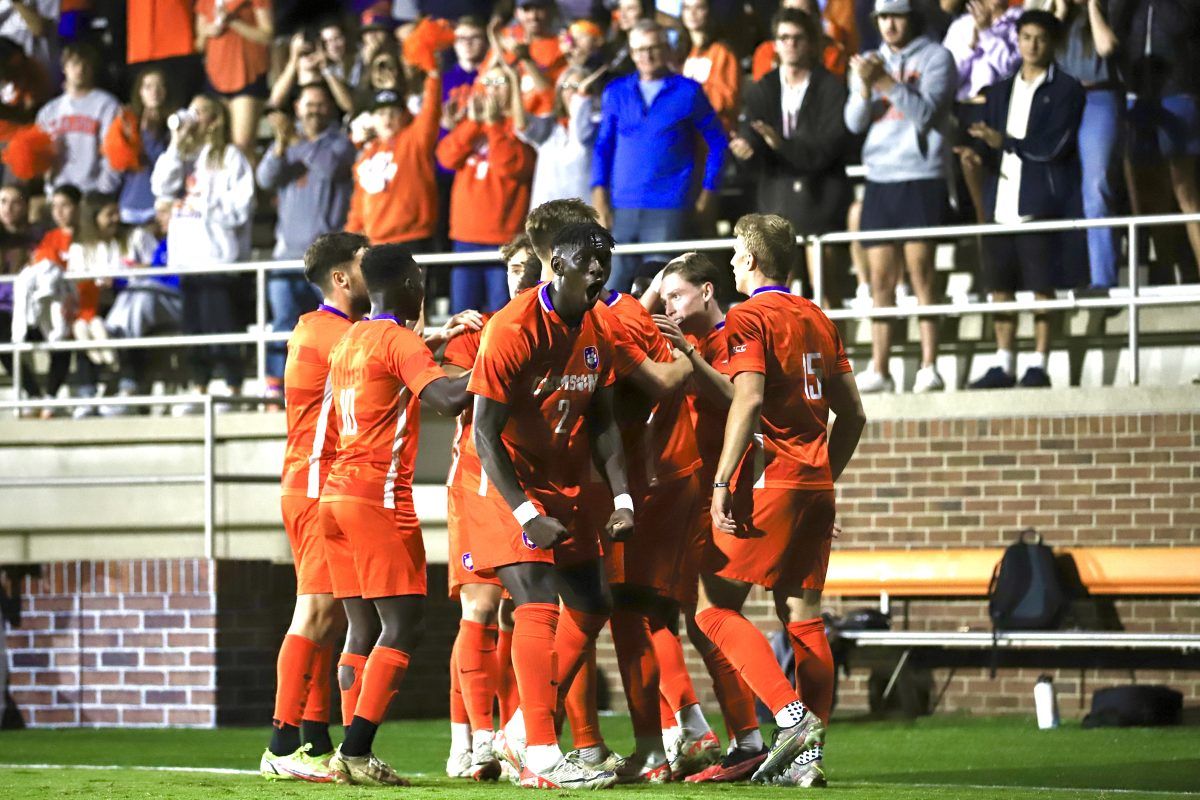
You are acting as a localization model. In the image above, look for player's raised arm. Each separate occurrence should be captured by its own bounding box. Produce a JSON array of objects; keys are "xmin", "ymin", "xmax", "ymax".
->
[
  {"xmin": 586, "ymin": 384, "xmax": 635, "ymax": 542},
  {"xmin": 473, "ymin": 395, "xmax": 569, "ymax": 550},
  {"xmin": 624, "ymin": 348, "xmax": 693, "ymax": 399},
  {"xmin": 825, "ymin": 370, "xmax": 867, "ymax": 482},
  {"xmin": 418, "ymin": 372, "xmax": 472, "ymax": 416},
  {"xmin": 711, "ymin": 371, "xmax": 766, "ymax": 534},
  {"xmin": 654, "ymin": 313, "xmax": 733, "ymax": 409}
]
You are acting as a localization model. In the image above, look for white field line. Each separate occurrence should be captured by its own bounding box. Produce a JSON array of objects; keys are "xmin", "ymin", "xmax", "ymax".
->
[{"xmin": 0, "ymin": 763, "xmax": 435, "ymax": 779}]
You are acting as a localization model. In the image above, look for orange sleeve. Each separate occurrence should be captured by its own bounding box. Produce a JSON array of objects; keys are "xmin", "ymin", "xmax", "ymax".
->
[
  {"xmin": 752, "ymin": 41, "xmax": 775, "ymax": 82},
  {"xmin": 442, "ymin": 327, "xmax": 481, "ymax": 370},
  {"xmin": 468, "ymin": 319, "xmax": 532, "ymax": 404},
  {"xmin": 436, "ymin": 119, "xmax": 483, "ymax": 171},
  {"xmin": 416, "ymin": 73, "xmax": 444, "ymax": 149},
  {"xmin": 706, "ymin": 44, "xmax": 741, "ymax": 129},
  {"xmin": 345, "ymin": 149, "xmax": 366, "ymax": 233},
  {"xmin": 823, "ymin": 0, "xmax": 859, "ymax": 56},
  {"xmin": 724, "ymin": 304, "xmax": 767, "ymax": 377},
  {"xmin": 383, "ymin": 326, "xmax": 448, "ymax": 398},
  {"xmin": 102, "ymin": 109, "xmax": 143, "ymax": 173},
  {"xmin": 484, "ymin": 122, "xmax": 534, "ymax": 180}
]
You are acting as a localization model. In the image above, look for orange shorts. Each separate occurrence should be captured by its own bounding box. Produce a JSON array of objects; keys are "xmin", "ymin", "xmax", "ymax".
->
[
  {"xmin": 469, "ymin": 488, "xmax": 604, "ymax": 577},
  {"xmin": 281, "ymin": 494, "xmax": 333, "ymax": 595},
  {"xmin": 673, "ymin": 486, "xmax": 713, "ymax": 606},
  {"xmin": 704, "ymin": 488, "xmax": 835, "ymax": 591},
  {"xmin": 606, "ymin": 473, "xmax": 701, "ymax": 598},
  {"xmin": 447, "ymin": 485, "xmax": 506, "ymax": 598},
  {"xmin": 319, "ymin": 493, "xmax": 427, "ymax": 600}
]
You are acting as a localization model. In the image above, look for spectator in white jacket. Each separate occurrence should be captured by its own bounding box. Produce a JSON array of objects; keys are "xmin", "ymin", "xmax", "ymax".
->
[{"xmin": 150, "ymin": 94, "xmax": 254, "ymax": 405}]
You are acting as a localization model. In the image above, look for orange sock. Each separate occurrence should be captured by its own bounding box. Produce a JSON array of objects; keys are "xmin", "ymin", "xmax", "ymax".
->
[
  {"xmin": 512, "ymin": 603, "xmax": 560, "ymax": 747},
  {"xmin": 659, "ymin": 691, "xmax": 676, "ymax": 730},
  {"xmin": 700, "ymin": 643, "xmax": 758, "ymax": 738},
  {"xmin": 336, "ymin": 652, "xmax": 368, "ymax": 728},
  {"xmin": 274, "ymin": 634, "xmax": 319, "ymax": 728},
  {"xmin": 788, "ymin": 618, "xmax": 835, "ymax": 726},
  {"xmin": 449, "ymin": 636, "xmax": 469, "ymax": 725},
  {"xmin": 695, "ymin": 607, "xmax": 798, "ymax": 716},
  {"xmin": 458, "ymin": 620, "xmax": 499, "ymax": 732},
  {"xmin": 353, "ymin": 646, "xmax": 410, "ymax": 724},
  {"xmin": 497, "ymin": 628, "xmax": 519, "ymax": 727},
  {"xmin": 563, "ymin": 648, "xmax": 603, "ymax": 749},
  {"xmin": 649, "ymin": 625, "xmax": 699, "ymax": 713},
  {"xmin": 610, "ymin": 609, "xmax": 661, "ymax": 738},
  {"xmin": 553, "ymin": 606, "xmax": 609, "ymax": 696},
  {"xmin": 302, "ymin": 643, "xmax": 333, "ymax": 723}
]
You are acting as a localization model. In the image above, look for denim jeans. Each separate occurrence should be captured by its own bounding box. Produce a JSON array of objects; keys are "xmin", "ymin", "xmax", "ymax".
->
[
  {"xmin": 267, "ymin": 270, "xmax": 322, "ymax": 380},
  {"xmin": 1079, "ymin": 90, "xmax": 1123, "ymax": 288},
  {"xmin": 451, "ymin": 241, "xmax": 507, "ymax": 313},
  {"xmin": 608, "ymin": 207, "xmax": 688, "ymax": 292}
]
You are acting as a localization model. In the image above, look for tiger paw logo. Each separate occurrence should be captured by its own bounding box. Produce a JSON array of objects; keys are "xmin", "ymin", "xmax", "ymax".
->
[
  {"xmin": 461, "ymin": 552, "xmax": 474, "ymax": 571},
  {"xmin": 583, "ymin": 346, "xmax": 599, "ymax": 370},
  {"xmin": 356, "ymin": 150, "xmax": 397, "ymax": 194},
  {"xmin": 521, "ymin": 532, "xmax": 539, "ymax": 550}
]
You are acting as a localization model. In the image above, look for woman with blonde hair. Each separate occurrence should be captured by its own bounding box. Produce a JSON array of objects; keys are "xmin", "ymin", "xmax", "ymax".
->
[{"xmin": 151, "ymin": 94, "xmax": 255, "ymax": 407}]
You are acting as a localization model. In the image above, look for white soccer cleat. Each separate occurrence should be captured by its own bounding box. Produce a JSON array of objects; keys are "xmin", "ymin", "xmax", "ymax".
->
[
  {"xmin": 259, "ymin": 744, "xmax": 341, "ymax": 783},
  {"xmin": 329, "ymin": 746, "xmax": 410, "ymax": 786},
  {"xmin": 495, "ymin": 728, "xmax": 526, "ymax": 778},
  {"xmin": 769, "ymin": 743, "xmax": 827, "ymax": 787},
  {"xmin": 518, "ymin": 752, "xmax": 618, "ymax": 789},
  {"xmin": 470, "ymin": 737, "xmax": 503, "ymax": 782},
  {"xmin": 614, "ymin": 751, "xmax": 671, "ymax": 784},
  {"xmin": 446, "ymin": 743, "xmax": 474, "ymax": 778},
  {"xmin": 751, "ymin": 712, "xmax": 825, "ymax": 783},
  {"xmin": 669, "ymin": 729, "xmax": 722, "ymax": 779}
]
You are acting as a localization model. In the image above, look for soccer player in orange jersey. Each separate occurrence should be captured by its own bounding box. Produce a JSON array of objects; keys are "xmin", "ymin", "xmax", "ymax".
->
[
  {"xmin": 262, "ymin": 232, "xmax": 370, "ymax": 783},
  {"xmin": 470, "ymin": 223, "xmax": 638, "ymax": 790},
  {"xmin": 320, "ymin": 244, "xmax": 472, "ymax": 786},
  {"xmin": 650, "ymin": 253, "xmax": 769, "ymax": 783},
  {"xmin": 443, "ymin": 234, "xmax": 542, "ymax": 781},
  {"xmin": 696, "ymin": 214, "xmax": 866, "ymax": 787}
]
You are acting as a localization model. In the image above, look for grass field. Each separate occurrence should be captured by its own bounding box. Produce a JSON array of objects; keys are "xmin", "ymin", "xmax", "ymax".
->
[{"xmin": 1, "ymin": 714, "xmax": 1197, "ymax": 799}]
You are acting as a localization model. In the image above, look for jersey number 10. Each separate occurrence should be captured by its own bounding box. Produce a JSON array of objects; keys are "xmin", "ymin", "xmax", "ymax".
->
[{"xmin": 339, "ymin": 388, "xmax": 359, "ymax": 435}]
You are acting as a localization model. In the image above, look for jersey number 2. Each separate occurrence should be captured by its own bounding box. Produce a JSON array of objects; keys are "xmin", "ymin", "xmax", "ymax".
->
[{"xmin": 339, "ymin": 388, "xmax": 359, "ymax": 435}]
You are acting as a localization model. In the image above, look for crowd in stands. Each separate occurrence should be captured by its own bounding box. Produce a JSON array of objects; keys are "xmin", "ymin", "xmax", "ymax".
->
[{"xmin": 0, "ymin": 0, "xmax": 1197, "ymax": 413}]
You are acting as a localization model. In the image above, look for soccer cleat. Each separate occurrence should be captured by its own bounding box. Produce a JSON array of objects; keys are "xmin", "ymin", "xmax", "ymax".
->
[
  {"xmin": 446, "ymin": 744, "xmax": 473, "ymax": 778},
  {"xmin": 767, "ymin": 743, "xmax": 827, "ymax": 787},
  {"xmin": 495, "ymin": 728, "xmax": 525, "ymax": 777},
  {"xmin": 669, "ymin": 730, "xmax": 721, "ymax": 779},
  {"xmin": 1019, "ymin": 366, "xmax": 1051, "ymax": 388},
  {"xmin": 855, "ymin": 369, "xmax": 895, "ymax": 394},
  {"xmin": 912, "ymin": 365, "xmax": 945, "ymax": 393},
  {"xmin": 328, "ymin": 746, "xmax": 410, "ymax": 786},
  {"xmin": 614, "ymin": 752, "xmax": 671, "ymax": 784},
  {"xmin": 518, "ymin": 753, "xmax": 618, "ymax": 789},
  {"xmin": 566, "ymin": 746, "xmax": 624, "ymax": 772},
  {"xmin": 259, "ymin": 744, "xmax": 341, "ymax": 783},
  {"xmin": 970, "ymin": 366, "xmax": 1016, "ymax": 389},
  {"xmin": 751, "ymin": 713, "xmax": 825, "ymax": 783},
  {"xmin": 684, "ymin": 745, "xmax": 767, "ymax": 783},
  {"xmin": 470, "ymin": 738, "xmax": 503, "ymax": 782}
]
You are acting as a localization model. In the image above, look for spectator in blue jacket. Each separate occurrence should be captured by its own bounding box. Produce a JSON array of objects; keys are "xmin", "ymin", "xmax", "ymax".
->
[
  {"xmin": 591, "ymin": 19, "xmax": 728, "ymax": 292},
  {"xmin": 965, "ymin": 10, "xmax": 1084, "ymax": 390}
]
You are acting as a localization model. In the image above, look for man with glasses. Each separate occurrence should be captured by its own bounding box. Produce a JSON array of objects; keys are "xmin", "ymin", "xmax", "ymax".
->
[{"xmin": 592, "ymin": 19, "xmax": 727, "ymax": 293}]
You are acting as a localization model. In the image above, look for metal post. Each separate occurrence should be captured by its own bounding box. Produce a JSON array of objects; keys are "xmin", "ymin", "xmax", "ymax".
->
[
  {"xmin": 10, "ymin": 341, "xmax": 22, "ymax": 418},
  {"xmin": 202, "ymin": 395, "xmax": 216, "ymax": 560},
  {"xmin": 255, "ymin": 264, "xmax": 267, "ymax": 393},
  {"xmin": 1127, "ymin": 221, "xmax": 1139, "ymax": 386},
  {"xmin": 811, "ymin": 236, "xmax": 825, "ymax": 308}
]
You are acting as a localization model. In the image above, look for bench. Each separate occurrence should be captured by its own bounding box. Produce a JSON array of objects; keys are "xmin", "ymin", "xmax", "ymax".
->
[{"xmin": 820, "ymin": 547, "xmax": 1200, "ymax": 710}]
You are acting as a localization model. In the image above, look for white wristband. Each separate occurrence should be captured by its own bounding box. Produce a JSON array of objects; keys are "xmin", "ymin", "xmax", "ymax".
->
[
  {"xmin": 513, "ymin": 500, "xmax": 540, "ymax": 526},
  {"xmin": 613, "ymin": 493, "xmax": 634, "ymax": 512}
]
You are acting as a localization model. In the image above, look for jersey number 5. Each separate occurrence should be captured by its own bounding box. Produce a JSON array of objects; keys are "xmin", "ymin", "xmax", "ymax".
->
[
  {"xmin": 803, "ymin": 353, "xmax": 823, "ymax": 401},
  {"xmin": 339, "ymin": 387, "xmax": 359, "ymax": 435}
]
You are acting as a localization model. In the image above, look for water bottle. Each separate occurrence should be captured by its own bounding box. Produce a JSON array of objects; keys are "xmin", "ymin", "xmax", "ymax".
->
[{"xmin": 1034, "ymin": 675, "xmax": 1060, "ymax": 729}]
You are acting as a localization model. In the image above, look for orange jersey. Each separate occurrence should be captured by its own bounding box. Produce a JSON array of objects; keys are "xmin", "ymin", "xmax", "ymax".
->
[
  {"xmin": 346, "ymin": 75, "xmax": 442, "ymax": 244},
  {"xmin": 444, "ymin": 312, "xmax": 491, "ymax": 493},
  {"xmin": 603, "ymin": 291, "xmax": 701, "ymax": 489},
  {"xmin": 724, "ymin": 287, "xmax": 851, "ymax": 490},
  {"xmin": 685, "ymin": 320, "xmax": 730, "ymax": 487},
  {"xmin": 280, "ymin": 306, "xmax": 353, "ymax": 498},
  {"xmin": 468, "ymin": 283, "xmax": 633, "ymax": 499},
  {"xmin": 683, "ymin": 41, "xmax": 742, "ymax": 131},
  {"xmin": 322, "ymin": 316, "xmax": 447, "ymax": 508}
]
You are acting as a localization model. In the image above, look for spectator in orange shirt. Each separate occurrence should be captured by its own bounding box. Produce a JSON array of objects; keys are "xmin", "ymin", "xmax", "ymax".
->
[
  {"xmin": 680, "ymin": 0, "xmax": 741, "ymax": 131},
  {"xmin": 195, "ymin": 0, "xmax": 274, "ymax": 158},
  {"xmin": 751, "ymin": 0, "xmax": 853, "ymax": 79},
  {"xmin": 500, "ymin": 0, "xmax": 568, "ymax": 115},
  {"xmin": 436, "ymin": 67, "xmax": 536, "ymax": 314}
]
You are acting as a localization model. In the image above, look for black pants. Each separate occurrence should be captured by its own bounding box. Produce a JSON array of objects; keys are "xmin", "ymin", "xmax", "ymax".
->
[
  {"xmin": 181, "ymin": 275, "xmax": 244, "ymax": 390},
  {"xmin": 1, "ymin": 317, "xmax": 70, "ymax": 399}
]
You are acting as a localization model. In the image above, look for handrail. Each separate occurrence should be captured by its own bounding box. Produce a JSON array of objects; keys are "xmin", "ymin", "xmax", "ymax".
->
[{"xmin": 3, "ymin": 212, "xmax": 1200, "ymax": 402}]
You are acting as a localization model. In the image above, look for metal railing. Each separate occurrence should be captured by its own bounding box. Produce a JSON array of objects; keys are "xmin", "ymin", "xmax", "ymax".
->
[{"xmin": 2, "ymin": 211, "xmax": 1199, "ymax": 403}]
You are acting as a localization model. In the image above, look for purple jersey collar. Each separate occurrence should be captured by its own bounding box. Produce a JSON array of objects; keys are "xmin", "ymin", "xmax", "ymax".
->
[
  {"xmin": 752, "ymin": 286, "xmax": 789, "ymax": 296},
  {"xmin": 318, "ymin": 303, "xmax": 349, "ymax": 320}
]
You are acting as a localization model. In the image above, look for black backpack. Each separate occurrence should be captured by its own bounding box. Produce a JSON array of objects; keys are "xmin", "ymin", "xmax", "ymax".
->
[
  {"xmin": 988, "ymin": 529, "xmax": 1069, "ymax": 632},
  {"xmin": 1082, "ymin": 686, "xmax": 1183, "ymax": 728}
]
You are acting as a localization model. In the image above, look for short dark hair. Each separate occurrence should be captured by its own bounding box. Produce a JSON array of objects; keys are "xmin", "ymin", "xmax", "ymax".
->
[
  {"xmin": 733, "ymin": 213, "xmax": 797, "ymax": 282},
  {"xmin": 51, "ymin": 184, "xmax": 82, "ymax": 206},
  {"xmin": 62, "ymin": 42, "xmax": 99, "ymax": 72},
  {"xmin": 456, "ymin": 14, "xmax": 487, "ymax": 30},
  {"xmin": 360, "ymin": 242, "xmax": 419, "ymax": 293},
  {"xmin": 663, "ymin": 251, "xmax": 721, "ymax": 288},
  {"xmin": 526, "ymin": 199, "xmax": 599, "ymax": 256},
  {"xmin": 304, "ymin": 232, "xmax": 368, "ymax": 290},
  {"xmin": 1016, "ymin": 9, "xmax": 1061, "ymax": 41},
  {"xmin": 772, "ymin": 8, "xmax": 819, "ymax": 45},
  {"xmin": 500, "ymin": 232, "xmax": 535, "ymax": 263},
  {"xmin": 297, "ymin": 81, "xmax": 335, "ymax": 105},
  {"xmin": 552, "ymin": 222, "xmax": 615, "ymax": 260}
]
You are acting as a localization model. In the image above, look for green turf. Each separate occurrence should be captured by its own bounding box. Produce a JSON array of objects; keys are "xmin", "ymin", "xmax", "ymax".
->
[{"xmin": 1, "ymin": 714, "xmax": 1197, "ymax": 799}]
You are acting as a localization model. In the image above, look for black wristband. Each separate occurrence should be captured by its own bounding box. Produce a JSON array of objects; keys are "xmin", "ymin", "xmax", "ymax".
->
[{"xmin": 713, "ymin": 481, "xmax": 730, "ymax": 489}]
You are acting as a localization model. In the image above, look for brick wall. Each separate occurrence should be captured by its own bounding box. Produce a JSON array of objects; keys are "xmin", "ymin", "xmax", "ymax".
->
[{"xmin": 593, "ymin": 410, "xmax": 1199, "ymax": 719}]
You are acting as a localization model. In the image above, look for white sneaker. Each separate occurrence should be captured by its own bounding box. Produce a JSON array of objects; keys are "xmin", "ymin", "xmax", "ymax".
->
[
  {"xmin": 446, "ymin": 745, "xmax": 473, "ymax": 778},
  {"xmin": 469, "ymin": 738, "xmax": 502, "ymax": 782},
  {"xmin": 855, "ymin": 369, "xmax": 895, "ymax": 394},
  {"xmin": 912, "ymin": 365, "xmax": 945, "ymax": 394}
]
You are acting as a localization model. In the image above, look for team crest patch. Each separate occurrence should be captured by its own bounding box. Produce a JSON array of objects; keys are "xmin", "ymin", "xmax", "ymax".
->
[
  {"xmin": 583, "ymin": 346, "xmax": 599, "ymax": 370},
  {"xmin": 521, "ymin": 532, "xmax": 539, "ymax": 550},
  {"xmin": 462, "ymin": 552, "xmax": 474, "ymax": 571}
]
